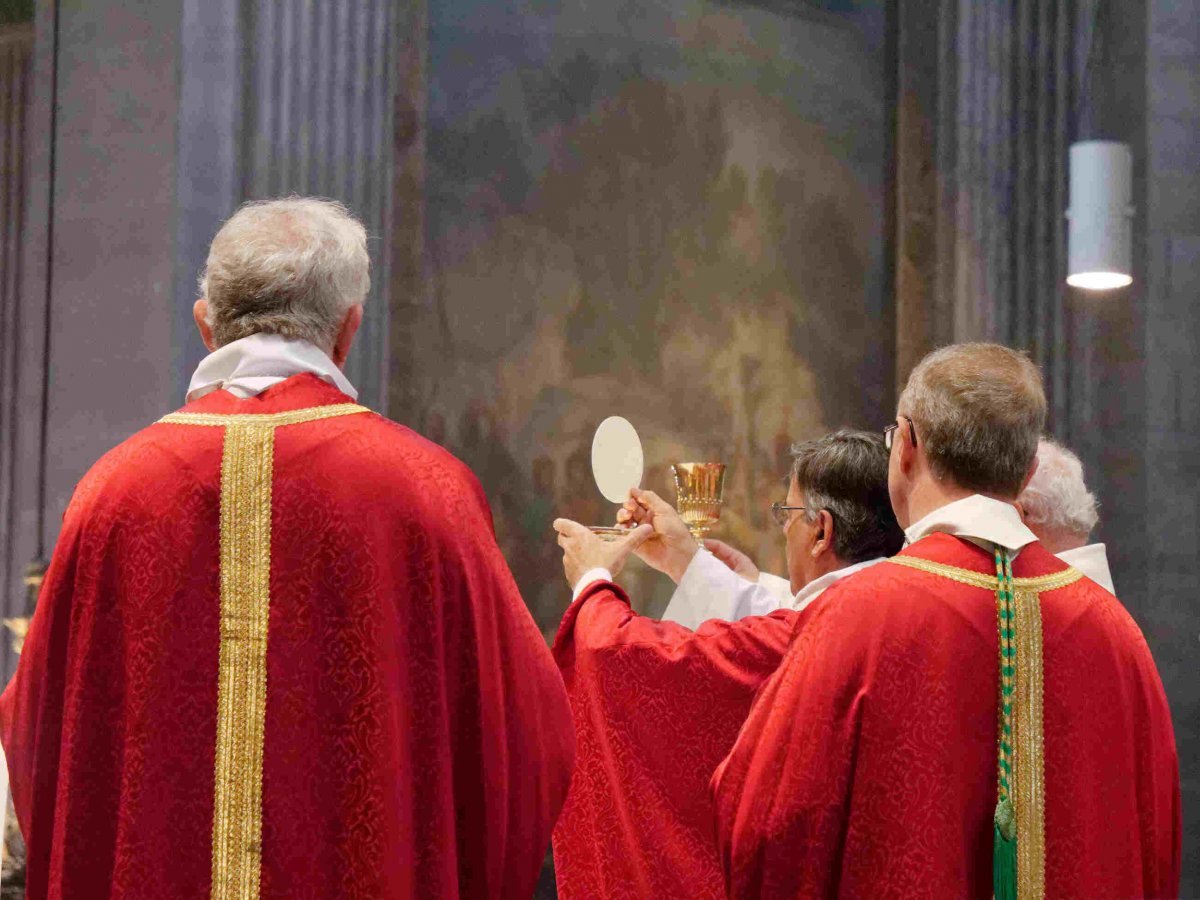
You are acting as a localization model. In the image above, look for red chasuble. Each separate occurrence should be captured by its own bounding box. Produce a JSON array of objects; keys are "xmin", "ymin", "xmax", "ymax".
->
[
  {"xmin": 713, "ymin": 533, "xmax": 1181, "ymax": 899},
  {"xmin": 550, "ymin": 579, "xmax": 795, "ymax": 899},
  {"xmin": 0, "ymin": 374, "xmax": 575, "ymax": 899}
]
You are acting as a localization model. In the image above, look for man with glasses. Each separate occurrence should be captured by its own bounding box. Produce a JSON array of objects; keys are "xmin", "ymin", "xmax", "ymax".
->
[
  {"xmin": 547, "ymin": 431, "xmax": 903, "ymax": 899},
  {"xmin": 713, "ymin": 343, "xmax": 1179, "ymax": 898},
  {"xmin": 610, "ymin": 431, "xmax": 903, "ymax": 629}
]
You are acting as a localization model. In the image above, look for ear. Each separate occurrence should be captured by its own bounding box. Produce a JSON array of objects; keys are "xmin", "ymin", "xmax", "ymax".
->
[
  {"xmin": 895, "ymin": 416, "xmax": 918, "ymax": 474},
  {"xmin": 810, "ymin": 508, "xmax": 835, "ymax": 558},
  {"xmin": 193, "ymin": 299, "xmax": 217, "ymax": 352},
  {"xmin": 331, "ymin": 304, "xmax": 364, "ymax": 369}
]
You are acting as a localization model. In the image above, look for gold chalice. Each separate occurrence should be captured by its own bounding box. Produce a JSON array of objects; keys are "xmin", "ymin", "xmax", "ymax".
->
[{"xmin": 672, "ymin": 462, "xmax": 726, "ymax": 540}]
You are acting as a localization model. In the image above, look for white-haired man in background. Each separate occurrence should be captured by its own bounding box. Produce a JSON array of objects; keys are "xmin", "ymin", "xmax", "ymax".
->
[
  {"xmin": 1018, "ymin": 437, "xmax": 1114, "ymax": 593},
  {"xmin": 0, "ymin": 197, "xmax": 574, "ymax": 899}
]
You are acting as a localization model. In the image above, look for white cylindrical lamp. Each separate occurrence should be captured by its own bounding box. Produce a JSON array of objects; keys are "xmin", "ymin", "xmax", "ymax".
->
[{"xmin": 1066, "ymin": 140, "xmax": 1133, "ymax": 290}]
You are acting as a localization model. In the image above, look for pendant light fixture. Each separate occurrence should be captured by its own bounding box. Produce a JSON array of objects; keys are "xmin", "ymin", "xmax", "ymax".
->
[{"xmin": 1066, "ymin": 140, "xmax": 1133, "ymax": 290}]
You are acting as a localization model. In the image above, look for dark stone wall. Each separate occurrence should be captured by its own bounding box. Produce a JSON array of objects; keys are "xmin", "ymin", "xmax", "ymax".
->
[{"xmin": 1144, "ymin": 1, "xmax": 1200, "ymax": 891}]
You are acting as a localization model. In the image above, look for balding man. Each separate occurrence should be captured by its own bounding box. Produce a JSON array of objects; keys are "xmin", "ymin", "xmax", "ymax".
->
[
  {"xmin": 0, "ymin": 198, "xmax": 574, "ymax": 899},
  {"xmin": 1019, "ymin": 437, "xmax": 1114, "ymax": 593},
  {"xmin": 714, "ymin": 343, "xmax": 1179, "ymax": 898}
]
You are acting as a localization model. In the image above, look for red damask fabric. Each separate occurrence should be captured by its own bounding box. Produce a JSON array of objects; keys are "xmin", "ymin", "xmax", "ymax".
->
[
  {"xmin": 0, "ymin": 374, "xmax": 575, "ymax": 899},
  {"xmin": 713, "ymin": 532, "xmax": 1181, "ymax": 899},
  {"xmin": 550, "ymin": 580, "xmax": 795, "ymax": 899}
]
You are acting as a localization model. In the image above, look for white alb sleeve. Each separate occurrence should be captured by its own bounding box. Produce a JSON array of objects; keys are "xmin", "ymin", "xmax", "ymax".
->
[
  {"xmin": 756, "ymin": 571, "xmax": 794, "ymax": 607},
  {"xmin": 572, "ymin": 567, "xmax": 614, "ymax": 601},
  {"xmin": 659, "ymin": 549, "xmax": 786, "ymax": 629}
]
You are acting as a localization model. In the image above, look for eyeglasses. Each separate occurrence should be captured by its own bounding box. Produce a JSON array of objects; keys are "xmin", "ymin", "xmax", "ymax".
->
[
  {"xmin": 770, "ymin": 502, "xmax": 807, "ymax": 529},
  {"xmin": 884, "ymin": 415, "xmax": 918, "ymax": 451}
]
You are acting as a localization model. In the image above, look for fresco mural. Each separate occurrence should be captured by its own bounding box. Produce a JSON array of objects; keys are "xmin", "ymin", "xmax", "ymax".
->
[{"xmin": 404, "ymin": 0, "xmax": 889, "ymax": 638}]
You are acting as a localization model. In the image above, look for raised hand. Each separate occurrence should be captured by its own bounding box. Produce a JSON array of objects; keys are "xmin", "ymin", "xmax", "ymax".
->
[
  {"xmin": 703, "ymin": 538, "xmax": 760, "ymax": 581},
  {"xmin": 615, "ymin": 488, "xmax": 699, "ymax": 584},
  {"xmin": 552, "ymin": 518, "xmax": 655, "ymax": 588}
]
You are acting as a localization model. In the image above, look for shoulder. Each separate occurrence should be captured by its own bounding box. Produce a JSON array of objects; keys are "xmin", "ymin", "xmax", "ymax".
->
[
  {"xmin": 801, "ymin": 548, "xmax": 997, "ymax": 652},
  {"xmin": 341, "ymin": 413, "xmax": 482, "ymax": 488},
  {"xmin": 286, "ymin": 412, "xmax": 492, "ymax": 516},
  {"xmin": 67, "ymin": 421, "xmax": 212, "ymax": 519}
]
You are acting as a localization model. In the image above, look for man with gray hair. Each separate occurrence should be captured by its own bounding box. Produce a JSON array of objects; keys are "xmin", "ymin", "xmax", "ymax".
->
[
  {"xmin": 1019, "ymin": 437, "xmax": 1114, "ymax": 593},
  {"xmin": 0, "ymin": 197, "xmax": 575, "ymax": 898},
  {"xmin": 715, "ymin": 343, "xmax": 1179, "ymax": 898}
]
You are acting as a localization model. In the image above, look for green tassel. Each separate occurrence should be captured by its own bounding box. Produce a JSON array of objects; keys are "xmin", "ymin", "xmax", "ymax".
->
[{"xmin": 993, "ymin": 799, "xmax": 1017, "ymax": 900}]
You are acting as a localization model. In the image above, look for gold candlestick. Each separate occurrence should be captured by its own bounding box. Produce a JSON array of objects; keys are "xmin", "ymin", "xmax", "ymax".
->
[{"xmin": 672, "ymin": 462, "xmax": 726, "ymax": 540}]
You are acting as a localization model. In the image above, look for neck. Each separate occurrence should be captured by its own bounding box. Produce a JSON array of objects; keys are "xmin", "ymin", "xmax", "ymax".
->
[
  {"xmin": 900, "ymin": 476, "xmax": 976, "ymax": 529},
  {"xmin": 810, "ymin": 553, "xmax": 849, "ymax": 583},
  {"xmin": 1037, "ymin": 530, "xmax": 1089, "ymax": 555}
]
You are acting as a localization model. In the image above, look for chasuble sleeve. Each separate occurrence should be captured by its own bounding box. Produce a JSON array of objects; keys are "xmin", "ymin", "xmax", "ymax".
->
[{"xmin": 550, "ymin": 581, "xmax": 795, "ymax": 899}]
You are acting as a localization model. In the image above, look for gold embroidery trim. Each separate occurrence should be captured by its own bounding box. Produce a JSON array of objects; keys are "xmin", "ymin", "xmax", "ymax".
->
[
  {"xmin": 159, "ymin": 403, "xmax": 370, "ymax": 428},
  {"xmin": 1013, "ymin": 589, "xmax": 1047, "ymax": 900},
  {"xmin": 159, "ymin": 403, "xmax": 367, "ymax": 899},
  {"xmin": 211, "ymin": 423, "xmax": 274, "ymax": 900},
  {"xmin": 887, "ymin": 555, "xmax": 1083, "ymax": 592},
  {"xmin": 890, "ymin": 549, "xmax": 1054, "ymax": 898}
]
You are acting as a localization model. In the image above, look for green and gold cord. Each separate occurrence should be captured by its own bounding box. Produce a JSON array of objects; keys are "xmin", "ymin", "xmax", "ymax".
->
[{"xmin": 993, "ymin": 547, "xmax": 1017, "ymax": 900}]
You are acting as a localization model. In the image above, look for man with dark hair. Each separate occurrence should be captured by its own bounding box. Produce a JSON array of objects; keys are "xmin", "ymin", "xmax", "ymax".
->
[
  {"xmin": 714, "ymin": 343, "xmax": 1179, "ymax": 898},
  {"xmin": 548, "ymin": 431, "xmax": 903, "ymax": 899},
  {"xmin": 638, "ymin": 431, "xmax": 901, "ymax": 628}
]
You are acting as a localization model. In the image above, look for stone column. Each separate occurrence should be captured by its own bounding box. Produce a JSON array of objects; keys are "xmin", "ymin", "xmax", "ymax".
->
[
  {"xmin": 174, "ymin": 0, "xmax": 408, "ymax": 411},
  {"xmin": 385, "ymin": 0, "xmax": 426, "ymax": 426},
  {"xmin": 1144, "ymin": 0, "xmax": 1200, "ymax": 890},
  {"xmin": 0, "ymin": 22, "xmax": 34, "ymax": 672}
]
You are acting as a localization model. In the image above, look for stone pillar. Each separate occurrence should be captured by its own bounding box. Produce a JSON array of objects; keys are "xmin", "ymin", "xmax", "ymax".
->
[
  {"xmin": 0, "ymin": 0, "xmax": 187, "ymax": 681},
  {"xmin": 385, "ymin": 0, "xmax": 426, "ymax": 426},
  {"xmin": 0, "ymin": 22, "xmax": 34, "ymax": 675},
  {"xmin": 893, "ymin": 0, "xmax": 1077, "ymax": 404},
  {"xmin": 174, "ymin": 0, "xmax": 407, "ymax": 410}
]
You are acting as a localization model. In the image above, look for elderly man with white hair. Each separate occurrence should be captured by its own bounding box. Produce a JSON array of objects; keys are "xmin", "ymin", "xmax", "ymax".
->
[
  {"xmin": 1018, "ymin": 437, "xmax": 1114, "ymax": 593},
  {"xmin": 0, "ymin": 197, "xmax": 575, "ymax": 899}
]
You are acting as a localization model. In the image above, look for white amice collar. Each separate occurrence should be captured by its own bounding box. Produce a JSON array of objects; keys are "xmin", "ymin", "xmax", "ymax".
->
[
  {"xmin": 186, "ymin": 333, "xmax": 358, "ymax": 402},
  {"xmin": 904, "ymin": 494, "xmax": 1038, "ymax": 553}
]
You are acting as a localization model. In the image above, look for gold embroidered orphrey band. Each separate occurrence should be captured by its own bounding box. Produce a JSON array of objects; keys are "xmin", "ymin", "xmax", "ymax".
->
[
  {"xmin": 159, "ymin": 404, "xmax": 370, "ymax": 900},
  {"xmin": 887, "ymin": 553, "xmax": 1076, "ymax": 900},
  {"xmin": 888, "ymin": 554, "xmax": 1083, "ymax": 593}
]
